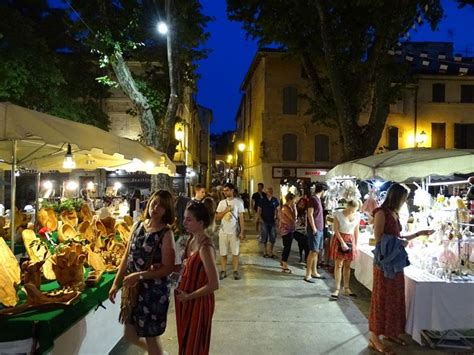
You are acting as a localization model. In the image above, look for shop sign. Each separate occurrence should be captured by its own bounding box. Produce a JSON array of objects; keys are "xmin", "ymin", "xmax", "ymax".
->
[{"xmin": 296, "ymin": 168, "xmax": 328, "ymax": 178}]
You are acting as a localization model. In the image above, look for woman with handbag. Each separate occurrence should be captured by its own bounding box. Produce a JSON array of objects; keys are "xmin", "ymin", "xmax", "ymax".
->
[
  {"xmin": 329, "ymin": 199, "xmax": 360, "ymax": 300},
  {"xmin": 175, "ymin": 199, "xmax": 219, "ymax": 355},
  {"xmin": 368, "ymin": 184, "xmax": 434, "ymax": 354},
  {"xmin": 109, "ymin": 190, "xmax": 176, "ymax": 355}
]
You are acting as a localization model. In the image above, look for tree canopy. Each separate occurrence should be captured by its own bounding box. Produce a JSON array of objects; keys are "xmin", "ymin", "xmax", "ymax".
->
[
  {"xmin": 0, "ymin": 0, "xmax": 110, "ymax": 129},
  {"xmin": 227, "ymin": 0, "xmax": 444, "ymax": 160}
]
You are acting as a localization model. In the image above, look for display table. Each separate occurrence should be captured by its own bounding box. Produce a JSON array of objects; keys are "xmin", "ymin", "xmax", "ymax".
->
[
  {"xmin": 353, "ymin": 243, "xmax": 474, "ymax": 344},
  {"xmin": 0, "ymin": 273, "xmax": 122, "ymax": 354}
]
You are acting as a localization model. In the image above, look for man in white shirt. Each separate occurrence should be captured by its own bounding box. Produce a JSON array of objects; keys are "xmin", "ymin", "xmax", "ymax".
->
[{"xmin": 215, "ymin": 182, "xmax": 245, "ymax": 280}]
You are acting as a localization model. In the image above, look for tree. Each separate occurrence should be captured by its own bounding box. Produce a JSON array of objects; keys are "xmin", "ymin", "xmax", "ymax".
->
[
  {"xmin": 0, "ymin": 0, "xmax": 110, "ymax": 129},
  {"xmin": 227, "ymin": 1, "xmax": 443, "ymax": 160},
  {"xmin": 66, "ymin": 0, "xmax": 210, "ymax": 189}
]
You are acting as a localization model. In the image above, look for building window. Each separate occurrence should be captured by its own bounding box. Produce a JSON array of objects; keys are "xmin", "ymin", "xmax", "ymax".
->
[
  {"xmin": 314, "ymin": 134, "xmax": 329, "ymax": 161},
  {"xmin": 461, "ymin": 85, "xmax": 474, "ymax": 103},
  {"xmin": 454, "ymin": 123, "xmax": 474, "ymax": 148},
  {"xmin": 432, "ymin": 83, "xmax": 445, "ymax": 103},
  {"xmin": 282, "ymin": 86, "xmax": 298, "ymax": 114},
  {"xmin": 387, "ymin": 127, "xmax": 399, "ymax": 150},
  {"xmin": 282, "ymin": 133, "xmax": 297, "ymax": 161}
]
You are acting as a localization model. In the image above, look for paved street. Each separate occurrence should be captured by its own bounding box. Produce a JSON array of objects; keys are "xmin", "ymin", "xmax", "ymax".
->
[{"xmin": 111, "ymin": 217, "xmax": 453, "ymax": 355}]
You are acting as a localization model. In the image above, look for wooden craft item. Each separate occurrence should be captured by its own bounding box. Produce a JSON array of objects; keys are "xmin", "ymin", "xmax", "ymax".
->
[
  {"xmin": 21, "ymin": 260, "xmax": 44, "ymax": 288},
  {"xmin": 58, "ymin": 223, "xmax": 78, "ymax": 244},
  {"xmin": 21, "ymin": 229, "xmax": 56, "ymax": 280},
  {"xmin": 0, "ymin": 284, "xmax": 81, "ymax": 317},
  {"xmin": 100, "ymin": 216, "xmax": 116, "ymax": 236},
  {"xmin": 37, "ymin": 208, "xmax": 58, "ymax": 231},
  {"xmin": 0, "ymin": 237, "xmax": 20, "ymax": 307},
  {"xmin": 60, "ymin": 209, "xmax": 78, "ymax": 228},
  {"xmin": 86, "ymin": 246, "xmax": 106, "ymax": 271},
  {"xmin": 52, "ymin": 244, "xmax": 86, "ymax": 291},
  {"xmin": 115, "ymin": 222, "xmax": 131, "ymax": 243},
  {"xmin": 79, "ymin": 203, "xmax": 93, "ymax": 223},
  {"xmin": 123, "ymin": 215, "xmax": 133, "ymax": 227},
  {"xmin": 85, "ymin": 270, "xmax": 104, "ymax": 287}
]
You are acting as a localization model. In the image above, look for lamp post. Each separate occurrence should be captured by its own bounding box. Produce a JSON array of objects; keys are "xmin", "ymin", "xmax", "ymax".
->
[{"xmin": 415, "ymin": 130, "xmax": 427, "ymax": 147}]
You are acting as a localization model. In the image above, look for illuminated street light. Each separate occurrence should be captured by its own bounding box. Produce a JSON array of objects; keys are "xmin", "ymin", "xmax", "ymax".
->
[
  {"xmin": 157, "ymin": 21, "xmax": 168, "ymax": 35},
  {"xmin": 238, "ymin": 142, "xmax": 246, "ymax": 152}
]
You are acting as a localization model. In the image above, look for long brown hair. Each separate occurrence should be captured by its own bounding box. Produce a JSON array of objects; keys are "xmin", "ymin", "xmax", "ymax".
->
[
  {"xmin": 141, "ymin": 190, "xmax": 175, "ymax": 225},
  {"xmin": 381, "ymin": 183, "xmax": 409, "ymax": 212}
]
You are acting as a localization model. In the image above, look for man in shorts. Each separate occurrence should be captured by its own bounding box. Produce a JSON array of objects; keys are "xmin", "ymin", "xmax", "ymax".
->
[
  {"xmin": 304, "ymin": 183, "xmax": 327, "ymax": 283},
  {"xmin": 216, "ymin": 183, "xmax": 245, "ymax": 280}
]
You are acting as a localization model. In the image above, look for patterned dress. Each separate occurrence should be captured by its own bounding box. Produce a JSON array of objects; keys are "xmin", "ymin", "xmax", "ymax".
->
[
  {"xmin": 369, "ymin": 207, "xmax": 406, "ymax": 337},
  {"xmin": 175, "ymin": 239, "xmax": 215, "ymax": 355},
  {"xmin": 329, "ymin": 210, "xmax": 359, "ymax": 261},
  {"xmin": 126, "ymin": 223, "xmax": 171, "ymax": 337}
]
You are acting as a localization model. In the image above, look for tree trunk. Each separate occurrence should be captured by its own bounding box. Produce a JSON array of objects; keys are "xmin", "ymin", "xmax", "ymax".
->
[
  {"xmin": 151, "ymin": 0, "xmax": 178, "ymax": 193},
  {"xmin": 110, "ymin": 51, "xmax": 159, "ymax": 148}
]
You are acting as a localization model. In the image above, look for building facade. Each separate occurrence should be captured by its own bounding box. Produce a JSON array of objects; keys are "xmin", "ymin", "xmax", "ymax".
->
[
  {"xmin": 103, "ymin": 62, "xmax": 212, "ymax": 194},
  {"xmin": 236, "ymin": 44, "xmax": 474, "ymax": 198}
]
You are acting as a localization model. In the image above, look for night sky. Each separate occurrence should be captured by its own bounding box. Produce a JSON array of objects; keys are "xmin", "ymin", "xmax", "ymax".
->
[{"xmin": 197, "ymin": 0, "xmax": 474, "ymax": 133}]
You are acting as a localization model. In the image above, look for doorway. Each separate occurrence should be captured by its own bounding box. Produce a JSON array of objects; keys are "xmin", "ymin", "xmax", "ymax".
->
[{"xmin": 431, "ymin": 123, "xmax": 446, "ymax": 148}]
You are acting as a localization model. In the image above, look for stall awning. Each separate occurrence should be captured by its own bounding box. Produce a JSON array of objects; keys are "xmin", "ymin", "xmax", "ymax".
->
[
  {"xmin": 0, "ymin": 102, "xmax": 175, "ymax": 175},
  {"xmin": 326, "ymin": 148, "xmax": 474, "ymax": 182}
]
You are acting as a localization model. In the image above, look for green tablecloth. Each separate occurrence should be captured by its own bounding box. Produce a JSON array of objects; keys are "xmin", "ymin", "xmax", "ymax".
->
[
  {"xmin": 0, "ymin": 272, "xmax": 116, "ymax": 354},
  {"xmin": 5, "ymin": 240, "xmax": 26, "ymax": 256}
]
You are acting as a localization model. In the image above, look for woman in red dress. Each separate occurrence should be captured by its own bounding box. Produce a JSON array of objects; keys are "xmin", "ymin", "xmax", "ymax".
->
[
  {"xmin": 369, "ymin": 184, "xmax": 433, "ymax": 353},
  {"xmin": 175, "ymin": 200, "xmax": 219, "ymax": 355}
]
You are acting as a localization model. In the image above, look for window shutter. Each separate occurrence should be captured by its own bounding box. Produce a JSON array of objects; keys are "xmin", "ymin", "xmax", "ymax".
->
[
  {"xmin": 282, "ymin": 134, "xmax": 297, "ymax": 161},
  {"xmin": 432, "ymin": 83, "xmax": 445, "ymax": 103},
  {"xmin": 282, "ymin": 87, "xmax": 297, "ymax": 114},
  {"xmin": 388, "ymin": 127, "xmax": 399, "ymax": 150},
  {"xmin": 314, "ymin": 134, "xmax": 329, "ymax": 161}
]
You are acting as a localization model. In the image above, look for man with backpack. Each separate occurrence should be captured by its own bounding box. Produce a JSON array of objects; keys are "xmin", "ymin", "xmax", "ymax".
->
[{"xmin": 215, "ymin": 183, "xmax": 245, "ymax": 280}]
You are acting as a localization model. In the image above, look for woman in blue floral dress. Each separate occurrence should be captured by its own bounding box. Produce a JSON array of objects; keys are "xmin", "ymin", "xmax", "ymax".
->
[{"xmin": 109, "ymin": 190, "xmax": 176, "ymax": 355}]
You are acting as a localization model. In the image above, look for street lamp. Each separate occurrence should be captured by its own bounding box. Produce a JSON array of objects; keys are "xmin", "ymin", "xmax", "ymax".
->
[
  {"xmin": 238, "ymin": 142, "xmax": 246, "ymax": 152},
  {"xmin": 157, "ymin": 21, "xmax": 168, "ymax": 35}
]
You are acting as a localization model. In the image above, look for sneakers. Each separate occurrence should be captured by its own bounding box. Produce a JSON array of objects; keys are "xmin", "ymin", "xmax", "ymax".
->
[
  {"xmin": 219, "ymin": 271, "xmax": 227, "ymax": 280},
  {"xmin": 233, "ymin": 271, "xmax": 241, "ymax": 280}
]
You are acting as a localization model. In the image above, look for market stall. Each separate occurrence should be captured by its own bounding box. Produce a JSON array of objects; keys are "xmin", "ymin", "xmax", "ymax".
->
[
  {"xmin": 0, "ymin": 102, "xmax": 176, "ymax": 353},
  {"xmin": 325, "ymin": 148, "xmax": 474, "ymax": 344}
]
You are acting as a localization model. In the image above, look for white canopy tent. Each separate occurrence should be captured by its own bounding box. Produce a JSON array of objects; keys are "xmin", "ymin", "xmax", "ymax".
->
[
  {"xmin": 325, "ymin": 148, "xmax": 474, "ymax": 182},
  {"xmin": 0, "ymin": 102, "xmax": 176, "ymax": 251}
]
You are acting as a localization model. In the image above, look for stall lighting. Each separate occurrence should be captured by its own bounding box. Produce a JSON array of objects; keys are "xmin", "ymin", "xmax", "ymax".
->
[
  {"xmin": 63, "ymin": 144, "xmax": 76, "ymax": 169},
  {"xmin": 86, "ymin": 181, "xmax": 94, "ymax": 190},
  {"xmin": 175, "ymin": 126, "xmax": 184, "ymax": 142},
  {"xmin": 145, "ymin": 161, "xmax": 155, "ymax": 170},
  {"xmin": 65, "ymin": 180, "xmax": 78, "ymax": 191},
  {"xmin": 43, "ymin": 180, "xmax": 53, "ymax": 190},
  {"xmin": 373, "ymin": 180, "xmax": 384, "ymax": 188},
  {"xmin": 113, "ymin": 182, "xmax": 122, "ymax": 190}
]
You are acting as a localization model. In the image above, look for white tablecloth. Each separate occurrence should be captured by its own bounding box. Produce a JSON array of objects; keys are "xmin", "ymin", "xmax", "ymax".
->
[{"xmin": 353, "ymin": 244, "xmax": 474, "ymax": 344}]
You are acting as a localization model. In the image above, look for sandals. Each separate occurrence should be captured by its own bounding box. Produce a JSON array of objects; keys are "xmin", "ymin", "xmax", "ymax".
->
[
  {"xmin": 330, "ymin": 290, "xmax": 339, "ymax": 300},
  {"xmin": 385, "ymin": 336, "xmax": 407, "ymax": 346},
  {"xmin": 368, "ymin": 339, "xmax": 395, "ymax": 354},
  {"xmin": 343, "ymin": 287, "xmax": 357, "ymax": 298},
  {"xmin": 281, "ymin": 268, "xmax": 292, "ymax": 274},
  {"xmin": 219, "ymin": 271, "xmax": 227, "ymax": 280},
  {"xmin": 311, "ymin": 274, "xmax": 326, "ymax": 280}
]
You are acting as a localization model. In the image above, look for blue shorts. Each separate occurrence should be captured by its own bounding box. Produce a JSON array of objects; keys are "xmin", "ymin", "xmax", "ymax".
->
[
  {"xmin": 260, "ymin": 223, "xmax": 277, "ymax": 244},
  {"xmin": 308, "ymin": 230, "xmax": 324, "ymax": 251}
]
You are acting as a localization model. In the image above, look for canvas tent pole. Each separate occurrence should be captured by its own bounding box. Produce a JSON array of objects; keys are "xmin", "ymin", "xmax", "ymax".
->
[
  {"xmin": 35, "ymin": 172, "xmax": 41, "ymax": 230},
  {"xmin": 10, "ymin": 139, "xmax": 17, "ymax": 252}
]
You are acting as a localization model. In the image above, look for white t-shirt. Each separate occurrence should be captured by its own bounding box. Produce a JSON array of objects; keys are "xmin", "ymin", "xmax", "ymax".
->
[
  {"xmin": 216, "ymin": 198, "xmax": 244, "ymax": 235},
  {"xmin": 334, "ymin": 210, "xmax": 360, "ymax": 234}
]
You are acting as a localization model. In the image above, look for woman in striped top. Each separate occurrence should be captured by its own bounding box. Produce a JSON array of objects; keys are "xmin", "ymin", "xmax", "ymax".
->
[{"xmin": 175, "ymin": 200, "xmax": 219, "ymax": 355}]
